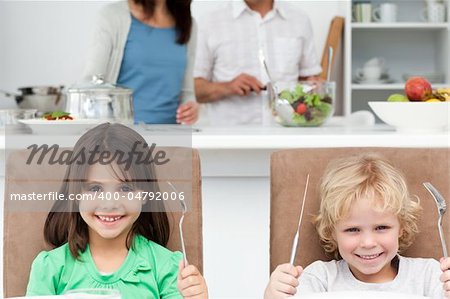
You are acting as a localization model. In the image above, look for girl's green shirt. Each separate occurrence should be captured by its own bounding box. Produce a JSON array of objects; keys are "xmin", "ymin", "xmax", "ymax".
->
[{"xmin": 26, "ymin": 235, "xmax": 183, "ymax": 299}]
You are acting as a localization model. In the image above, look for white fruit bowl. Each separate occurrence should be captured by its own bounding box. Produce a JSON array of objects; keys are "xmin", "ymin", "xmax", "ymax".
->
[{"xmin": 369, "ymin": 101, "xmax": 450, "ymax": 133}]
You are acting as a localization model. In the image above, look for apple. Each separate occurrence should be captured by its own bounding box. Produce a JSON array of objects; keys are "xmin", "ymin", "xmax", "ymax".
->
[
  {"xmin": 405, "ymin": 76, "xmax": 432, "ymax": 101},
  {"xmin": 387, "ymin": 93, "xmax": 409, "ymax": 102}
]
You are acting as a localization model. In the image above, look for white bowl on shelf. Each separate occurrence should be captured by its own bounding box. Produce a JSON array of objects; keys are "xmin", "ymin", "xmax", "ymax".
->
[{"xmin": 369, "ymin": 101, "xmax": 450, "ymax": 133}]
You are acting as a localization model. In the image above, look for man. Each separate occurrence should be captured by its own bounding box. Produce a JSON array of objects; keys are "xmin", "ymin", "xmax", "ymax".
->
[{"xmin": 194, "ymin": 0, "xmax": 322, "ymax": 125}]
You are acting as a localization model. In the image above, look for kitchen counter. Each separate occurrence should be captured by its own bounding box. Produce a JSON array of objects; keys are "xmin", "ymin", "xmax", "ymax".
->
[
  {"xmin": 0, "ymin": 118, "xmax": 449, "ymax": 298},
  {"xmin": 1, "ymin": 117, "xmax": 449, "ymax": 150},
  {"xmin": 192, "ymin": 123, "xmax": 450, "ymax": 149}
]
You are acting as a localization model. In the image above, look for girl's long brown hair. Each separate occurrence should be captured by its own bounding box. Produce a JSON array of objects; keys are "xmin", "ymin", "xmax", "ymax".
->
[
  {"xmin": 134, "ymin": 0, "xmax": 192, "ymax": 44},
  {"xmin": 44, "ymin": 123, "xmax": 170, "ymax": 258}
]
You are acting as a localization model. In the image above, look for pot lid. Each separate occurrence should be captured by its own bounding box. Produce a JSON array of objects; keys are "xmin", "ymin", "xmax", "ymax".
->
[{"xmin": 67, "ymin": 75, "xmax": 132, "ymax": 94}]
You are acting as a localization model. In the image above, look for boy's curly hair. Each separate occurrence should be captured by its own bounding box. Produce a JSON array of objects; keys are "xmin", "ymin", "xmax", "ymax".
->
[{"xmin": 314, "ymin": 153, "xmax": 422, "ymax": 259}]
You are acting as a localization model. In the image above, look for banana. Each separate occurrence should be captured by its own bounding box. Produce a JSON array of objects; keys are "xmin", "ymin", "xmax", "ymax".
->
[
  {"xmin": 430, "ymin": 88, "xmax": 450, "ymax": 101},
  {"xmin": 436, "ymin": 88, "xmax": 450, "ymax": 94}
]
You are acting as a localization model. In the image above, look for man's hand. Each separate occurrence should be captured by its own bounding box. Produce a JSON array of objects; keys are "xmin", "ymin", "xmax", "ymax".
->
[
  {"xmin": 264, "ymin": 263, "xmax": 303, "ymax": 299},
  {"xmin": 177, "ymin": 261, "xmax": 208, "ymax": 299},
  {"xmin": 225, "ymin": 73, "xmax": 265, "ymax": 96},
  {"xmin": 176, "ymin": 101, "xmax": 199, "ymax": 125},
  {"xmin": 194, "ymin": 74, "xmax": 264, "ymax": 103},
  {"xmin": 441, "ymin": 257, "xmax": 450, "ymax": 298}
]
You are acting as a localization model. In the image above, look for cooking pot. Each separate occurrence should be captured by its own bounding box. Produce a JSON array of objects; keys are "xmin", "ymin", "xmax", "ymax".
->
[
  {"xmin": 66, "ymin": 75, "xmax": 133, "ymax": 123},
  {"xmin": 0, "ymin": 86, "xmax": 65, "ymax": 113}
]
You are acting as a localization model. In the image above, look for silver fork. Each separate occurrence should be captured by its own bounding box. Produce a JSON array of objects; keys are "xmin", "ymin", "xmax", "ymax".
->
[
  {"xmin": 423, "ymin": 182, "xmax": 448, "ymax": 258},
  {"xmin": 290, "ymin": 174, "xmax": 310, "ymax": 265},
  {"xmin": 167, "ymin": 181, "xmax": 188, "ymax": 265}
]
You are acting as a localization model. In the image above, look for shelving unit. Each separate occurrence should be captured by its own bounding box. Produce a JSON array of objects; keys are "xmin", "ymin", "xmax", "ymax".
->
[{"xmin": 344, "ymin": 0, "xmax": 450, "ymax": 116}]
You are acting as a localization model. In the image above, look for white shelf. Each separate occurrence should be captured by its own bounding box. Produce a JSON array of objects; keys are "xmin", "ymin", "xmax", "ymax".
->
[
  {"xmin": 345, "ymin": 0, "xmax": 450, "ymax": 115},
  {"xmin": 352, "ymin": 83, "xmax": 449, "ymax": 90},
  {"xmin": 351, "ymin": 23, "xmax": 449, "ymax": 29}
]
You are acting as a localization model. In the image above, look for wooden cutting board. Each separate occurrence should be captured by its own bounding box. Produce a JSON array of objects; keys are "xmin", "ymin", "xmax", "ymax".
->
[{"xmin": 320, "ymin": 16, "xmax": 345, "ymax": 80}]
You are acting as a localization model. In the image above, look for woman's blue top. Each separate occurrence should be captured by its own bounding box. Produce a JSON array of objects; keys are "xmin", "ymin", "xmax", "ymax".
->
[{"xmin": 118, "ymin": 16, "xmax": 187, "ymax": 124}]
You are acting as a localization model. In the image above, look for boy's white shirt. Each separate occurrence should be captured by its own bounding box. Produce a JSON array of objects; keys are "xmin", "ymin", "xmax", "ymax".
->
[{"xmin": 296, "ymin": 255, "xmax": 444, "ymax": 299}]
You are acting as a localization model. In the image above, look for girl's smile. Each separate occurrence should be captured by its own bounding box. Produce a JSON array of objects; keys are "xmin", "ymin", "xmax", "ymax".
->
[
  {"xmin": 79, "ymin": 163, "xmax": 143, "ymax": 244},
  {"xmin": 334, "ymin": 196, "xmax": 402, "ymax": 283},
  {"xmin": 95, "ymin": 214, "xmax": 124, "ymax": 223}
]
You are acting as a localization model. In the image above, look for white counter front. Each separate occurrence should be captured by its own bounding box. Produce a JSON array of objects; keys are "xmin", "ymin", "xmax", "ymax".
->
[
  {"xmin": 192, "ymin": 124, "xmax": 450, "ymax": 149},
  {"xmin": 1, "ymin": 120, "xmax": 449, "ymax": 298}
]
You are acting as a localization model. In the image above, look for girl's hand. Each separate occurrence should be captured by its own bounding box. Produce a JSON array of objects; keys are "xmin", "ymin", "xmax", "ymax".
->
[
  {"xmin": 177, "ymin": 260, "xmax": 208, "ymax": 299},
  {"xmin": 176, "ymin": 102, "xmax": 199, "ymax": 125},
  {"xmin": 441, "ymin": 257, "xmax": 450, "ymax": 298},
  {"xmin": 264, "ymin": 263, "xmax": 303, "ymax": 299}
]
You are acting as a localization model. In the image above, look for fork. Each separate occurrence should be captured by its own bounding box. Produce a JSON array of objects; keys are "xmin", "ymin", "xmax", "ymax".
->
[
  {"xmin": 289, "ymin": 174, "xmax": 310, "ymax": 265},
  {"xmin": 423, "ymin": 182, "xmax": 448, "ymax": 258},
  {"xmin": 167, "ymin": 181, "xmax": 188, "ymax": 265}
]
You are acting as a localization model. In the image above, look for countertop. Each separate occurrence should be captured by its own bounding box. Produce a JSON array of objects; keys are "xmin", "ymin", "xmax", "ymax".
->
[{"xmin": 1, "ymin": 117, "xmax": 449, "ymax": 149}]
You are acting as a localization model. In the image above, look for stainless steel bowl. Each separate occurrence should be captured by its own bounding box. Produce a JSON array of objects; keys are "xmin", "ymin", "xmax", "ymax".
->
[{"xmin": 1, "ymin": 86, "xmax": 65, "ymax": 113}]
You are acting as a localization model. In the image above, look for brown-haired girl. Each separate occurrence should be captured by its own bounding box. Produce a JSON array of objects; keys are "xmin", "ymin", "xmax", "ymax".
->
[{"xmin": 27, "ymin": 123, "xmax": 207, "ymax": 298}]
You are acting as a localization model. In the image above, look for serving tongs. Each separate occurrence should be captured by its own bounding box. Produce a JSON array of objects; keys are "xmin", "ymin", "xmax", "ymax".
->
[
  {"xmin": 167, "ymin": 181, "xmax": 188, "ymax": 265},
  {"xmin": 258, "ymin": 49, "xmax": 279, "ymax": 107},
  {"xmin": 423, "ymin": 182, "xmax": 448, "ymax": 258},
  {"xmin": 290, "ymin": 174, "xmax": 310, "ymax": 265}
]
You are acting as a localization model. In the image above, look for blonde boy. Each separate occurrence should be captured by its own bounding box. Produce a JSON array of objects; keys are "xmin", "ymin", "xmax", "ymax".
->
[{"xmin": 265, "ymin": 154, "xmax": 450, "ymax": 298}]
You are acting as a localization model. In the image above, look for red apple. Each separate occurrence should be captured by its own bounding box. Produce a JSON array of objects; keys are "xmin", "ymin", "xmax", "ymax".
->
[{"xmin": 405, "ymin": 76, "xmax": 432, "ymax": 101}]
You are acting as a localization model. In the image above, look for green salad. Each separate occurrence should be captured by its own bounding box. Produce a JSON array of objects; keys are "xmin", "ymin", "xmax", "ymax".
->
[{"xmin": 278, "ymin": 83, "xmax": 333, "ymax": 126}]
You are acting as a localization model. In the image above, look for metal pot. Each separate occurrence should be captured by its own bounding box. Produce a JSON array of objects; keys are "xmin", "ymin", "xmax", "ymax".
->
[
  {"xmin": 65, "ymin": 75, "xmax": 133, "ymax": 123},
  {"xmin": 0, "ymin": 86, "xmax": 65, "ymax": 113}
]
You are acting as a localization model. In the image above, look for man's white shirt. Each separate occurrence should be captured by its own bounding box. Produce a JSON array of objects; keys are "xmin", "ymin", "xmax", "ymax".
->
[{"xmin": 194, "ymin": 1, "xmax": 322, "ymax": 125}]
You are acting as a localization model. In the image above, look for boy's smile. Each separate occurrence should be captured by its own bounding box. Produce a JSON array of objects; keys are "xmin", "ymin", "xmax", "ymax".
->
[{"xmin": 334, "ymin": 196, "xmax": 402, "ymax": 283}]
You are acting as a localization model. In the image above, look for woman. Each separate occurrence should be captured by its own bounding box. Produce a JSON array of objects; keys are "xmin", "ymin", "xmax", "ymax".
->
[{"xmin": 83, "ymin": 0, "xmax": 198, "ymax": 124}]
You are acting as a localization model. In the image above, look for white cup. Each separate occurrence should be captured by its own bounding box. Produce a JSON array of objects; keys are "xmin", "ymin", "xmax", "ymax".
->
[
  {"xmin": 353, "ymin": 2, "xmax": 372, "ymax": 23},
  {"xmin": 356, "ymin": 66, "xmax": 383, "ymax": 83},
  {"xmin": 373, "ymin": 3, "xmax": 398, "ymax": 23},
  {"xmin": 364, "ymin": 57, "xmax": 385, "ymax": 69},
  {"xmin": 421, "ymin": 2, "xmax": 446, "ymax": 23}
]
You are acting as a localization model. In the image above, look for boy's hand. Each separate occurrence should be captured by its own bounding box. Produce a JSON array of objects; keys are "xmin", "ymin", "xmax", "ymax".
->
[
  {"xmin": 177, "ymin": 260, "xmax": 208, "ymax": 299},
  {"xmin": 264, "ymin": 263, "xmax": 303, "ymax": 299},
  {"xmin": 441, "ymin": 257, "xmax": 450, "ymax": 298}
]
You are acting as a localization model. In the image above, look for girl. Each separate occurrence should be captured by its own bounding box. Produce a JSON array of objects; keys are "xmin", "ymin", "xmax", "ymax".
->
[
  {"xmin": 265, "ymin": 154, "xmax": 450, "ymax": 298},
  {"xmin": 26, "ymin": 123, "xmax": 208, "ymax": 299},
  {"xmin": 84, "ymin": 0, "xmax": 198, "ymax": 124}
]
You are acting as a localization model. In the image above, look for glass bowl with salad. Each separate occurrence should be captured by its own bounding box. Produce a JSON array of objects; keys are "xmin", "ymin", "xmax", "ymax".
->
[{"xmin": 271, "ymin": 81, "xmax": 335, "ymax": 127}]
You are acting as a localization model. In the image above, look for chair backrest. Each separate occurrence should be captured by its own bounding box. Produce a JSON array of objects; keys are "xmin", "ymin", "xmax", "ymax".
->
[
  {"xmin": 3, "ymin": 147, "xmax": 203, "ymax": 298},
  {"xmin": 270, "ymin": 147, "xmax": 450, "ymax": 274}
]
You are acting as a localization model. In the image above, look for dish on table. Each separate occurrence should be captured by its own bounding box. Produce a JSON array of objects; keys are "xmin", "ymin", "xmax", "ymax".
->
[
  {"xmin": 294, "ymin": 291, "xmax": 429, "ymax": 299},
  {"xmin": 19, "ymin": 118, "xmax": 102, "ymax": 135}
]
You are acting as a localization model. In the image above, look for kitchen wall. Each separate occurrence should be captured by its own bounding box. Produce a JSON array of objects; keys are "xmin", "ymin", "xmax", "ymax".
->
[{"xmin": 0, "ymin": 0, "xmax": 345, "ymax": 113}]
